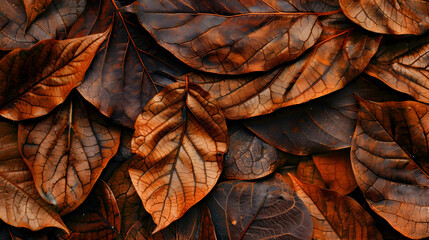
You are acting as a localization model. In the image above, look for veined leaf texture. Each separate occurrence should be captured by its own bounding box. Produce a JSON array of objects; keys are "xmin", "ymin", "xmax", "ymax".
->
[{"xmin": 0, "ymin": 0, "xmax": 429, "ymax": 239}]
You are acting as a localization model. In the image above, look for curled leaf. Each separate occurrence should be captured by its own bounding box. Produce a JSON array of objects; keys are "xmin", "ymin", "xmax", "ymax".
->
[
  {"xmin": 207, "ymin": 174, "xmax": 313, "ymax": 240},
  {"xmin": 18, "ymin": 93, "xmax": 121, "ymax": 215},
  {"xmin": 130, "ymin": 82, "xmax": 228, "ymax": 232},
  {"xmin": 0, "ymin": 31, "xmax": 108, "ymax": 121},
  {"xmin": 125, "ymin": 0, "xmax": 323, "ymax": 74},
  {"xmin": 291, "ymin": 175, "xmax": 382, "ymax": 240},
  {"xmin": 0, "ymin": 122, "xmax": 68, "ymax": 233},
  {"xmin": 339, "ymin": 0, "xmax": 429, "ymax": 35},
  {"xmin": 351, "ymin": 98, "xmax": 429, "ymax": 239}
]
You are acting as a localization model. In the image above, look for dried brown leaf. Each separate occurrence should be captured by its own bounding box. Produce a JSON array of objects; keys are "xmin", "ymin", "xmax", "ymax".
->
[
  {"xmin": 291, "ymin": 175, "xmax": 382, "ymax": 240},
  {"xmin": 0, "ymin": 31, "xmax": 108, "ymax": 121},
  {"xmin": 0, "ymin": 0, "xmax": 86, "ymax": 49},
  {"xmin": 206, "ymin": 174, "xmax": 313, "ymax": 240},
  {"xmin": 18, "ymin": 93, "xmax": 121, "ymax": 215},
  {"xmin": 339, "ymin": 0, "xmax": 429, "ymax": 35},
  {"xmin": 0, "ymin": 122, "xmax": 68, "ymax": 233},
  {"xmin": 352, "ymin": 98, "xmax": 429, "ymax": 239},
  {"xmin": 58, "ymin": 181, "xmax": 120, "ymax": 240},
  {"xmin": 124, "ymin": 0, "xmax": 325, "ymax": 75},
  {"xmin": 130, "ymin": 82, "xmax": 228, "ymax": 232}
]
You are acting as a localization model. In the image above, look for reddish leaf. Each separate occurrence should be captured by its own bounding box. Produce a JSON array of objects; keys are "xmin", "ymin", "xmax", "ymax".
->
[
  {"xmin": 130, "ymin": 82, "xmax": 228, "ymax": 232},
  {"xmin": 365, "ymin": 33, "xmax": 429, "ymax": 104},
  {"xmin": 339, "ymin": 0, "xmax": 429, "ymax": 35},
  {"xmin": 351, "ymin": 98, "xmax": 429, "ymax": 239},
  {"xmin": 207, "ymin": 174, "xmax": 313, "ymax": 240},
  {"xmin": 0, "ymin": 122, "xmax": 68, "ymax": 233},
  {"xmin": 18, "ymin": 93, "xmax": 121, "ymax": 215},
  {"xmin": 125, "ymin": 205, "xmax": 202, "ymax": 240},
  {"xmin": 291, "ymin": 175, "xmax": 382, "ymax": 240},
  {"xmin": 0, "ymin": 31, "xmax": 108, "ymax": 121},
  {"xmin": 124, "ymin": 0, "xmax": 325, "ymax": 75},
  {"xmin": 313, "ymin": 149, "xmax": 357, "ymax": 195},
  {"xmin": 189, "ymin": 18, "xmax": 381, "ymax": 119},
  {"xmin": 244, "ymin": 77, "xmax": 398, "ymax": 155},
  {"xmin": 107, "ymin": 157, "xmax": 146, "ymax": 238},
  {"xmin": 296, "ymin": 159, "xmax": 326, "ymax": 188},
  {"xmin": 0, "ymin": 0, "xmax": 86, "ymax": 49},
  {"xmin": 73, "ymin": 0, "xmax": 189, "ymax": 128},
  {"xmin": 199, "ymin": 205, "xmax": 216, "ymax": 240},
  {"xmin": 223, "ymin": 123, "xmax": 293, "ymax": 180},
  {"xmin": 58, "ymin": 181, "xmax": 120, "ymax": 240},
  {"xmin": 23, "ymin": 0, "xmax": 52, "ymax": 30}
]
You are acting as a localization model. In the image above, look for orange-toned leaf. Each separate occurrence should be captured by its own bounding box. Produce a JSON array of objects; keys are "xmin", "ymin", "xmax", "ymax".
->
[
  {"xmin": 23, "ymin": 0, "xmax": 52, "ymax": 30},
  {"xmin": 206, "ymin": 174, "xmax": 313, "ymax": 240},
  {"xmin": 0, "ymin": 0, "xmax": 86, "ymax": 49},
  {"xmin": 189, "ymin": 18, "xmax": 381, "ymax": 119},
  {"xmin": 108, "ymin": 157, "xmax": 147, "ymax": 238},
  {"xmin": 223, "ymin": 123, "xmax": 292, "ymax": 180},
  {"xmin": 351, "ymin": 98, "xmax": 429, "ymax": 239},
  {"xmin": 0, "ymin": 31, "xmax": 108, "ymax": 121},
  {"xmin": 313, "ymin": 149, "xmax": 357, "ymax": 195},
  {"xmin": 339, "ymin": 0, "xmax": 429, "ymax": 35},
  {"xmin": 365, "ymin": 33, "xmax": 429, "ymax": 104},
  {"xmin": 244, "ymin": 77, "xmax": 399, "ymax": 155},
  {"xmin": 0, "ymin": 220, "xmax": 48, "ymax": 240},
  {"xmin": 125, "ymin": 0, "xmax": 324, "ymax": 75},
  {"xmin": 74, "ymin": 0, "xmax": 189, "ymax": 128},
  {"xmin": 296, "ymin": 159, "xmax": 326, "ymax": 188},
  {"xmin": 130, "ymin": 82, "xmax": 228, "ymax": 232},
  {"xmin": 290, "ymin": 175, "xmax": 382, "ymax": 240},
  {"xmin": 18, "ymin": 93, "xmax": 121, "ymax": 215},
  {"xmin": 58, "ymin": 181, "xmax": 120, "ymax": 240},
  {"xmin": 0, "ymin": 121, "xmax": 68, "ymax": 233},
  {"xmin": 125, "ymin": 205, "xmax": 202, "ymax": 240}
]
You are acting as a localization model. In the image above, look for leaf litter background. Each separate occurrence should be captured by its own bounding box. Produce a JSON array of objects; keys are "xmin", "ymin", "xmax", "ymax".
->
[{"xmin": 0, "ymin": 0, "xmax": 429, "ymax": 239}]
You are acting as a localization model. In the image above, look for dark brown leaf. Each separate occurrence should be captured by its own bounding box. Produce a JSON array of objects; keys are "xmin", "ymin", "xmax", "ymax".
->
[
  {"xmin": 23, "ymin": 0, "xmax": 52, "ymax": 30},
  {"xmin": 58, "ymin": 181, "xmax": 120, "ymax": 240},
  {"xmin": 130, "ymin": 82, "xmax": 228, "ymax": 232},
  {"xmin": 351, "ymin": 98, "xmax": 429, "ymax": 239},
  {"xmin": 18, "ymin": 93, "xmax": 121, "ymax": 215},
  {"xmin": 199, "ymin": 205, "xmax": 216, "ymax": 240},
  {"xmin": 291, "ymin": 175, "xmax": 382, "ymax": 240},
  {"xmin": 339, "ymin": 0, "xmax": 429, "ymax": 35},
  {"xmin": 0, "ymin": 0, "xmax": 86, "ymax": 49},
  {"xmin": 0, "ymin": 31, "xmax": 108, "ymax": 121},
  {"xmin": 244, "ymin": 77, "xmax": 398, "ymax": 155},
  {"xmin": 125, "ymin": 204, "xmax": 202, "ymax": 240},
  {"xmin": 0, "ymin": 220, "xmax": 49, "ymax": 240},
  {"xmin": 206, "ymin": 174, "xmax": 313, "ymax": 240},
  {"xmin": 189, "ymin": 19, "xmax": 381, "ymax": 119},
  {"xmin": 73, "ymin": 0, "xmax": 189, "ymax": 128},
  {"xmin": 107, "ymin": 157, "xmax": 146, "ymax": 238},
  {"xmin": 365, "ymin": 33, "xmax": 429, "ymax": 104},
  {"xmin": 313, "ymin": 149, "xmax": 357, "ymax": 195},
  {"xmin": 0, "ymin": 122, "xmax": 68, "ymax": 233},
  {"xmin": 124, "ymin": 0, "xmax": 326, "ymax": 75},
  {"xmin": 223, "ymin": 123, "xmax": 293, "ymax": 180}
]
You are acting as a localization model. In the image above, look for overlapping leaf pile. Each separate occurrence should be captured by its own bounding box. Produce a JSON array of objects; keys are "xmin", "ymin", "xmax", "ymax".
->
[{"xmin": 0, "ymin": 0, "xmax": 429, "ymax": 239}]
